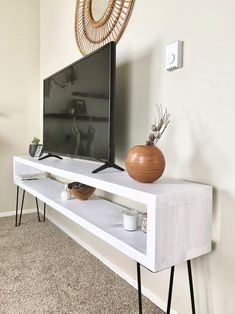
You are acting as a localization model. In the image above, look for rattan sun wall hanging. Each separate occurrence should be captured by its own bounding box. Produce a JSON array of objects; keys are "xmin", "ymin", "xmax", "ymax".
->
[{"xmin": 75, "ymin": 0, "xmax": 135, "ymax": 56}]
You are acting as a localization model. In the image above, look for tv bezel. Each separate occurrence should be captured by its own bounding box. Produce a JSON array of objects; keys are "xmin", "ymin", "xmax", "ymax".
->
[{"xmin": 42, "ymin": 41, "xmax": 116, "ymax": 163}]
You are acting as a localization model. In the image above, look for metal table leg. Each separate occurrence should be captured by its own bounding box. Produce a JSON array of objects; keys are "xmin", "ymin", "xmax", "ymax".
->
[
  {"xmin": 15, "ymin": 186, "xmax": 19, "ymax": 227},
  {"xmin": 18, "ymin": 192, "xmax": 42, "ymax": 226},
  {"xmin": 166, "ymin": 266, "xmax": 175, "ymax": 314},
  {"xmin": 43, "ymin": 203, "xmax": 46, "ymax": 222},
  {"xmin": 166, "ymin": 261, "xmax": 196, "ymax": 314},
  {"xmin": 18, "ymin": 190, "xmax": 25, "ymax": 226},
  {"xmin": 137, "ymin": 262, "xmax": 143, "ymax": 314},
  {"xmin": 35, "ymin": 197, "xmax": 41, "ymax": 222},
  {"xmin": 187, "ymin": 260, "xmax": 196, "ymax": 314}
]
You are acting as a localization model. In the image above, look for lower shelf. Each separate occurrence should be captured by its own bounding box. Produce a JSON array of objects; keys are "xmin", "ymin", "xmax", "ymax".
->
[{"xmin": 15, "ymin": 178, "xmax": 147, "ymax": 259}]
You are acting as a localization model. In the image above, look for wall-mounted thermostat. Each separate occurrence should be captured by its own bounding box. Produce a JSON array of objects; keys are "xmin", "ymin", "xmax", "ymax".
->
[{"xmin": 165, "ymin": 40, "xmax": 183, "ymax": 71}]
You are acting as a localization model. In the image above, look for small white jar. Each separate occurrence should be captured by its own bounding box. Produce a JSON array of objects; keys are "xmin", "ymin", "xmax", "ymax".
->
[
  {"xmin": 60, "ymin": 185, "xmax": 70, "ymax": 201},
  {"xmin": 122, "ymin": 209, "xmax": 139, "ymax": 231}
]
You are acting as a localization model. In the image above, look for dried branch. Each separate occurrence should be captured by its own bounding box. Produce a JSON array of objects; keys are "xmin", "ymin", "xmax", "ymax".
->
[{"xmin": 145, "ymin": 104, "xmax": 170, "ymax": 146}]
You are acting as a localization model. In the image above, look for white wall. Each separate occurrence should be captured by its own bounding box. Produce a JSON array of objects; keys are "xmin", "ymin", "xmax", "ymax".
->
[
  {"xmin": 0, "ymin": 0, "xmax": 40, "ymax": 212},
  {"xmin": 40, "ymin": 1, "xmax": 235, "ymax": 313}
]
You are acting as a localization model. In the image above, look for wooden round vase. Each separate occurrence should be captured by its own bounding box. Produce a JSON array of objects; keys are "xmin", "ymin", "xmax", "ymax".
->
[{"xmin": 125, "ymin": 145, "xmax": 165, "ymax": 183}]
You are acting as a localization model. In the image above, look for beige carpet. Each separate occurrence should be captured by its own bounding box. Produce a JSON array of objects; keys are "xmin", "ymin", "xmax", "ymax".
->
[{"xmin": 0, "ymin": 214, "xmax": 164, "ymax": 314}]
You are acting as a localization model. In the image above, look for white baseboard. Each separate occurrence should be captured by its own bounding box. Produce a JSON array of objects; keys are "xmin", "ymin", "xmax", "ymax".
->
[
  {"xmin": 48, "ymin": 214, "xmax": 179, "ymax": 314},
  {"xmin": 0, "ymin": 208, "xmax": 36, "ymax": 218}
]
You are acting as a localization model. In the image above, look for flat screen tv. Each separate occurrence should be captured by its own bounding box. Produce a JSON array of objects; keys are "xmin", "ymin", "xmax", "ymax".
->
[{"xmin": 42, "ymin": 42, "xmax": 123, "ymax": 173}]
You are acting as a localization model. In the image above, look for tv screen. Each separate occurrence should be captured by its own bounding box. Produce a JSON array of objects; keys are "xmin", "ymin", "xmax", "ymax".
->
[{"xmin": 43, "ymin": 42, "xmax": 115, "ymax": 162}]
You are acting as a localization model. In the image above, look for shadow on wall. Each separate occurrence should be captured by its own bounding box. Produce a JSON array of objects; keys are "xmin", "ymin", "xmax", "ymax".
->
[
  {"xmin": 115, "ymin": 61, "xmax": 131, "ymax": 160},
  {"xmin": 115, "ymin": 51, "xmax": 153, "ymax": 162},
  {"xmin": 194, "ymin": 190, "xmax": 235, "ymax": 314},
  {"xmin": 0, "ymin": 135, "xmax": 6, "ymax": 148},
  {"xmin": 0, "ymin": 112, "xmax": 9, "ymax": 118},
  {"xmin": 0, "ymin": 113, "xmax": 10, "ymax": 147},
  {"xmin": 156, "ymin": 65, "xmax": 235, "ymax": 313}
]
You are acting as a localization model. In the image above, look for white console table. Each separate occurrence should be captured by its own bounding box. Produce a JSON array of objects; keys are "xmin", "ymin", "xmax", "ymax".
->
[{"xmin": 13, "ymin": 156, "xmax": 212, "ymax": 314}]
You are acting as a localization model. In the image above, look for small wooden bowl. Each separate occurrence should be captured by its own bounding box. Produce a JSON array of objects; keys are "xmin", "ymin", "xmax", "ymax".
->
[{"xmin": 68, "ymin": 182, "xmax": 95, "ymax": 200}]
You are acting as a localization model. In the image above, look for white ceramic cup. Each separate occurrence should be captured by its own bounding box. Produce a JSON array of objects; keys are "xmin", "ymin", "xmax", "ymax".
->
[{"xmin": 123, "ymin": 209, "xmax": 141, "ymax": 231}]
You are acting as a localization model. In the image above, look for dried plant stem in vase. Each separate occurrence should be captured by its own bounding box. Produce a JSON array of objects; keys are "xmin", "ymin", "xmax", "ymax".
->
[
  {"xmin": 146, "ymin": 105, "xmax": 170, "ymax": 147},
  {"xmin": 125, "ymin": 105, "xmax": 170, "ymax": 183}
]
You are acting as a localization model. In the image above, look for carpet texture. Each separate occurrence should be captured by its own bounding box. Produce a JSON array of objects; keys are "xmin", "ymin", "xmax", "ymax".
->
[{"xmin": 0, "ymin": 214, "xmax": 164, "ymax": 314}]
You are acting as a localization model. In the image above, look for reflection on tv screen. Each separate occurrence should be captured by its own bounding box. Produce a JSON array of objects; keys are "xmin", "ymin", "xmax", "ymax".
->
[{"xmin": 43, "ymin": 43, "xmax": 114, "ymax": 162}]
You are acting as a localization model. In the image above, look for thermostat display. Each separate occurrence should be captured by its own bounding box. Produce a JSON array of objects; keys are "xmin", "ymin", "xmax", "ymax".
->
[{"xmin": 165, "ymin": 40, "xmax": 183, "ymax": 71}]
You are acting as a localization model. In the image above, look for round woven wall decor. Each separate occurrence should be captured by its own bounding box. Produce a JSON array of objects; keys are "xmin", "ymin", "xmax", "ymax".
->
[{"xmin": 75, "ymin": 0, "xmax": 135, "ymax": 55}]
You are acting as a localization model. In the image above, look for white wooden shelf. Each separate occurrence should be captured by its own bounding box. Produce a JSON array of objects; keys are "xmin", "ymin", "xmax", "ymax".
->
[
  {"xmin": 13, "ymin": 156, "xmax": 212, "ymax": 272},
  {"xmin": 15, "ymin": 177, "xmax": 146, "ymax": 257}
]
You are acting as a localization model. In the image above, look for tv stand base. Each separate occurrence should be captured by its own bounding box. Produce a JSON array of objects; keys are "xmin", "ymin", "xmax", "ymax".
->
[
  {"xmin": 39, "ymin": 153, "xmax": 63, "ymax": 161},
  {"xmin": 92, "ymin": 162, "xmax": 124, "ymax": 174}
]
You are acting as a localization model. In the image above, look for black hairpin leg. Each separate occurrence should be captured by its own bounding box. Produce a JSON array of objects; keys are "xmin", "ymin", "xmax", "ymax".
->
[
  {"xmin": 18, "ymin": 189, "xmax": 25, "ymax": 226},
  {"xmin": 166, "ymin": 266, "xmax": 175, "ymax": 314},
  {"xmin": 15, "ymin": 186, "xmax": 19, "ymax": 227},
  {"xmin": 35, "ymin": 198, "xmax": 41, "ymax": 222},
  {"xmin": 166, "ymin": 261, "xmax": 196, "ymax": 314},
  {"xmin": 43, "ymin": 203, "xmax": 46, "ymax": 222},
  {"xmin": 137, "ymin": 262, "xmax": 143, "ymax": 314},
  {"xmin": 18, "ymin": 192, "xmax": 42, "ymax": 226},
  {"xmin": 187, "ymin": 260, "xmax": 196, "ymax": 314}
]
